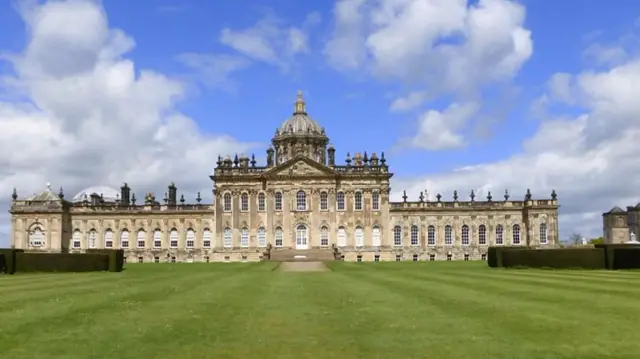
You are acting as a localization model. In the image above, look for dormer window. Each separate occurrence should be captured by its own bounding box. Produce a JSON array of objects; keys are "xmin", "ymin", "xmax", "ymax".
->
[{"xmin": 296, "ymin": 190, "xmax": 307, "ymax": 211}]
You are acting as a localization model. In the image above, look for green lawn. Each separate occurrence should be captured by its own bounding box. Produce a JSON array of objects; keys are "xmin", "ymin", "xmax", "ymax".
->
[{"xmin": 1, "ymin": 261, "xmax": 640, "ymax": 359}]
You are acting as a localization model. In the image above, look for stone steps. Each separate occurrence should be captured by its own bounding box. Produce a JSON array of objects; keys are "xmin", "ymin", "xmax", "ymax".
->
[{"xmin": 269, "ymin": 249, "xmax": 337, "ymax": 262}]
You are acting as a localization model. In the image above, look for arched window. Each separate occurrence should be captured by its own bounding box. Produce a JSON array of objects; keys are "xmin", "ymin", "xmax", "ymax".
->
[
  {"xmin": 513, "ymin": 224, "xmax": 521, "ymax": 245},
  {"xmin": 240, "ymin": 228, "xmax": 249, "ymax": 247},
  {"xmin": 104, "ymin": 229, "xmax": 113, "ymax": 248},
  {"xmin": 540, "ymin": 223, "xmax": 548, "ymax": 244},
  {"xmin": 355, "ymin": 226, "xmax": 364, "ymax": 247},
  {"xmin": 337, "ymin": 192, "xmax": 345, "ymax": 210},
  {"xmin": 320, "ymin": 226, "xmax": 329, "ymax": 246},
  {"xmin": 153, "ymin": 229, "xmax": 162, "ymax": 248},
  {"xmin": 258, "ymin": 193, "xmax": 266, "ymax": 211},
  {"xmin": 258, "ymin": 227, "xmax": 266, "ymax": 247},
  {"xmin": 372, "ymin": 226, "xmax": 381, "ymax": 247},
  {"xmin": 275, "ymin": 227, "xmax": 283, "ymax": 247},
  {"xmin": 223, "ymin": 193, "xmax": 232, "ymax": 212},
  {"xmin": 496, "ymin": 225, "xmax": 504, "ymax": 245},
  {"xmin": 29, "ymin": 227, "xmax": 44, "ymax": 247},
  {"xmin": 427, "ymin": 225, "xmax": 436, "ymax": 246},
  {"xmin": 461, "ymin": 225, "xmax": 470, "ymax": 246},
  {"xmin": 137, "ymin": 230, "xmax": 145, "ymax": 248},
  {"xmin": 478, "ymin": 225, "xmax": 487, "ymax": 245},
  {"xmin": 224, "ymin": 227, "xmax": 232, "ymax": 248},
  {"xmin": 354, "ymin": 192, "xmax": 363, "ymax": 211},
  {"xmin": 170, "ymin": 228, "xmax": 179, "ymax": 248},
  {"xmin": 296, "ymin": 190, "xmax": 307, "ymax": 211},
  {"xmin": 411, "ymin": 225, "xmax": 419, "ymax": 246},
  {"xmin": 372, "ymin": 192, "xmax": 380, "ymax": 211},
  {"xmin": 186, "ymin": 228, "xmax": 195, "ymax": 248},
  {"xmin": 393, "ymin": 226, "xmax": 402, "ymax": 246},
  {"xmin": 275, "ymin": 192, "xmax": 283, "ymax": 211},
  {"xmin": 120, "ymin": 229, "xmax": 129, "ymax": 249},
  {"xmin": 88, "ymin": 229, "xmax": 97, "ymax": 249},
  {"xmin": 203, "ymin": 228, "xmax": 212, "ymax": 248},
  {"xmin": 320, "ymin": 192, "xmax": 328, "ymax": 210},
  {"xmin": 444, "ymin": 225, "xmax": 452, "ymax": 246},
  {"xmin": 337, "ymin": 226, "xmax": 347, "ymax": 247},
  {"xmin": 72, "ymin": 230, "xmax": 82, "ymax": 249}
]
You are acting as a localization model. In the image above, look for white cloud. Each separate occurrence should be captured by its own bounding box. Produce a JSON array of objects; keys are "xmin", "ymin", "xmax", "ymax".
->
[
  {"xmin": 0, "ymin": 0, "xmax": 258, "ymax": 246},
  {"xmin": 219, "ymin": 16, "xmax": 312, "ymax": 70},
  {"xmin": 325, "ymin": 0, "xmax": 532, "ymax": 150},
  {"xmin": 403, "ymin": 102, "xmax": 478, "ymax": 150},
  {"xmin": 392, "ymin": 54, "xmax": 640, "ymax": 240}
]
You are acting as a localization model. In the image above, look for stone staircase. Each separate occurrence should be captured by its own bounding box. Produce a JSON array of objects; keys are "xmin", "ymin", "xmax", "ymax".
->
[{"xmin": 268, "ymin": 248, "xmax": 337, "ymax": 262}]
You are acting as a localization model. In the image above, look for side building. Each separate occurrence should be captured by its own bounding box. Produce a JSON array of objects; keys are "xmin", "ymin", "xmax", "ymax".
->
[
  {"xmin": 602, "ymin": 205, "xmax": 640, "ymax": 243},
  {"xmin": 9, "ymin": 92, "xmax": 560, "ymax": 262}
]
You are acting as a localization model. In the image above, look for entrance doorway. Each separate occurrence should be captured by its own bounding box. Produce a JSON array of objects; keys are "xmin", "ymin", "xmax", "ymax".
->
[{"xmin": 296, "ymin": 224, "xmax": 308, "ymax": 250}]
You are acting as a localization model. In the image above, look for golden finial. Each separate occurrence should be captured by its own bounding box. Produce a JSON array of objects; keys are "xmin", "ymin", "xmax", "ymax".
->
[{"xmin": 294, "ymin": 90, "xmax": 306, "ymax": 114}]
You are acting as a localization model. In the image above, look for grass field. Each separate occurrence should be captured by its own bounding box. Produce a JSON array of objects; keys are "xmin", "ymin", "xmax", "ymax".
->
[{"xmin": 1, "ymin": 261, "xmax": 640, "ymax": 359}]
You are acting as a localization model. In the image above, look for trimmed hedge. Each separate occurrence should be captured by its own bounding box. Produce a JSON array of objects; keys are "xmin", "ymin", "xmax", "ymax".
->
[
  {"xmin": 86, "ymin": 249, "xmax": 125, "ymax": 272},
  {"xmin": 501, "ymin": 248, "xmax": 606, "ymax": 269},
  {"xmin": 612, "ymin": 248, "xmax": 640, "ymax": 270},
  {"xmin": 595, "ymin": 244, "xmax": 640, "ymax": 269},
  {"xmin": 0, "ymin": 249, "xmax": 25, "ymax": 274},
  {"xmin": 487, "ymin": 246, "xmax": 530, "ymax": 268},
  {"xmin": 14, "ymin": 252, "xmax": 110, "ymax": 273},
  {"xmin": 0, "ymin": 254, "xmax": 5, "ymax": 274}
]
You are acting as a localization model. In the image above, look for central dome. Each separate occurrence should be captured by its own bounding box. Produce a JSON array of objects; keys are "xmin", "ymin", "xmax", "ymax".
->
[{"xmin": 278, "ymin": 91, "xmax": 323, "ymax": 135}]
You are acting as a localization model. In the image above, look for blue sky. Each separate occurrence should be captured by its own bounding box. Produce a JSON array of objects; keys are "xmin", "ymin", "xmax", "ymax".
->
[{"xmin": 1, "ymin": 0, "xmax": 640, "ymax": 245}]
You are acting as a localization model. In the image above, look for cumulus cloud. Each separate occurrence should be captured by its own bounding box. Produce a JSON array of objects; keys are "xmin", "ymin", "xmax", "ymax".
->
[
  {"xmin": 219, "ymin": 15, "xmax": 315, "ymax": 71},
  {"xmin": 402, "ymin": 102, "xmax": 478, "ymax": 150},
  {"xmin": 391, "ymin": 54, "xmax": 640, "ymax": 240},
  {"xmin": 0, "ymin": 0, "xmax": 259, "ymax": 246},
  {"xmin": 325, "ymin": 0, "xmax": 533, "ymax": 150}
]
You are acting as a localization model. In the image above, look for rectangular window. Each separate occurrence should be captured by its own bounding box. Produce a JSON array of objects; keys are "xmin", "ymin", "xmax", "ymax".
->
[
  {"xmin": 395, "ymin": 254, "xmax": 401, "ymax": 262},
  {"xmin": 374, "ymin": 255, "xmax": 380, "ymax": 262},
  {"xmin": 275, "ymin": 192, "xmax": 282, "ymax": 211},
  {"xmin": 171, "ymin": 256, "xmax": 176, "ymax": 263},
  {"xmin": 357, "ymin": 255, "xmax": 363, "ymax": 262},
  {"xmin": 413, "ymin": 254, "xmax": 418, "ymax": 261},
  {"xmin": 154, "ymin": 257, "xmax": 159, "ymax": 263},
  {"xmin": 447, "ymin": 254, "xmax": 452, "ymax": 261},
  {"xmin": 186, "ymin": 230, "xmax": 195, "ymax": 248},
  {"xmin": 224, "ymin": 229, "xmax": 232, "ymax": 248},
  {"xmin": 258, "ymin": 228, "xmax": 266, "ymax": 247},
  {"xmin": 205, "ymin": 256, "xmax": 210, "ymax": 263},
  {"xmin": 223, "ymin": 193, "xmax": 232, "ymax": 212},
  {"xmin": 320, "ymin": 228, "xmax": 329, "ymax": 246},
  {"xmin": 241, "ymin": 255, "xmax": 248, "ymax": 261},
  {"xmin": 481, "ymin": 253, "xmax": 487, "ymax": 261},
  {"xmin": 340, "ymin": 255, "xmax": 345, "ymax": 261},
  {"xmin": 138, "ymin": 257, "xmax": 143, "ymax": 263},
  {"xmin": 241, "ymin": 193, "xmax": 249, "ymax": 212},
  {"xmin": 429, "ymin": 254, "xmax": 435, "ymax": 261},
  {"xmin": 464, "ymin": 254, "xmax": 470, "ymax": 261},
  {"xmin": 137, "ymin": 240, "xmax": 145, "ymax": 248},
  {"xmin": 153, "ymin": 231, "xmax": 162, "ymax": 249},
  {"xmin": 320, "ymin": 192, "xmax": 328, "ymax": 210},
  {"xmin": 337, "ymin": 192, "xmax": 345, "ymax": 210},
  {"xmin": 372, "ymin": 192, "xmax": 379, "ymax": 211},
  {"xmin": 354, "ymin": 192, "xmax": 362, "ymax": 211},
  {"xmin": 258, "ymin": 193, "xmax": 265, "ymax": 211},
  {"xmin": 224, "ymin": 256, "xmax": 230, "ymax": 261}
]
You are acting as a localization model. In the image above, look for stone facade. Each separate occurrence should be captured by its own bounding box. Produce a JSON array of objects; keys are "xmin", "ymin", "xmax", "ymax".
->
[
  {"xmin": 9, "ymin": 92, "xmax": 560, "ymax": 262},
  {"xmin": 602, "ymin": 205, "xmax": 640, "ymax": 244}
]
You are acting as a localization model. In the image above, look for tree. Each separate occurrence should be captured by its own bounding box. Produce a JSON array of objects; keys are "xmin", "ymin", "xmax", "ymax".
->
[
  {"xmin": 588, "ymin": 236, "xmax": 604, "ymax": 245},
  {"xmin": 568, "ymin": 233, "xmax": 583, "ymax": 245}
]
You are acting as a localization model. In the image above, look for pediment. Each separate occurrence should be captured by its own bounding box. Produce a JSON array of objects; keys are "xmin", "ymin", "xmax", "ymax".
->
[{"xmin": 263, "ymin": 156, "xmax": 337, "ymax": 178}]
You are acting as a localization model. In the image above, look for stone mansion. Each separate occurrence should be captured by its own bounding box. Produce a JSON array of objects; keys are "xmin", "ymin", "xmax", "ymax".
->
[{"xmin": 9, "ymin": 92, "xmax": 559, "ymax": 262}]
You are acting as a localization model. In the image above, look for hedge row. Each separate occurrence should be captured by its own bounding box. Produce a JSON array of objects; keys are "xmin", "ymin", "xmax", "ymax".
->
[
  {"xmin": 0, "ymin": 249, "xmax": 24, "ymax": 274},
  {"xmin": 1, "ymin": 248, "xmax": 124, "ymax": 274},
  {"xmin": 502, "ymin": 248, "xmax": 605, "ymax": 269},
  {"xmin": 15, "ymin": 252, "xmax": 110, "ymax": 272},
  {"xmin": 489, "ymin": 244, "xmax": 640, "ymax": 270}
]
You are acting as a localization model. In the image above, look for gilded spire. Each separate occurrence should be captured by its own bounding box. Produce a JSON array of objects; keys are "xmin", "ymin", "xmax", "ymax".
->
[{"xmin": 294, "ymin": 90, "xmax": 306, "ymax": 114}]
